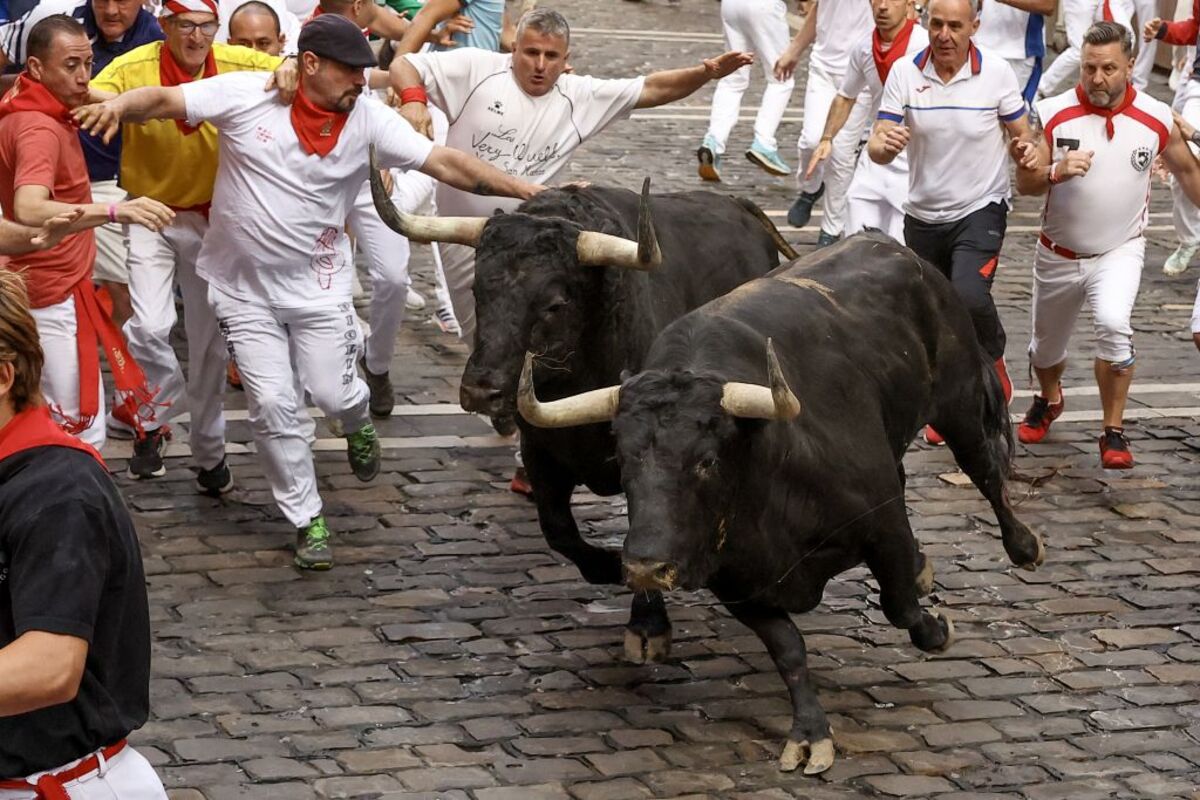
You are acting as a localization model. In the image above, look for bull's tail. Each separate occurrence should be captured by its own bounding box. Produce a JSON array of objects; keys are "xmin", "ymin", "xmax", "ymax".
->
[
  {"xmin": 733, "ymin": 196, "xmax": 799, "ymax": 261},
  {"xmin": 979, "ymin": 352, "xmax": 1015, "ymax": 474}
]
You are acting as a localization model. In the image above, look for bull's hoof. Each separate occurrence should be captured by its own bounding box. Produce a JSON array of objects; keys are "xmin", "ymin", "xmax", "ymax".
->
[
  {"xmin": 909, "ymin": 609, "xmax": 954, "ymax": 653},
  {"xmin": 624, "ymin": 626, "xmax": 671, "ymax": 664},
  {"xmin": 779, "ymin": 737, "xmax": 835, "ymax": 775},
  {"xmin": 1004, "ymin": 526, "xmax": 1045, "ymax": 571},
  {"xmin": 1019, "ymin": 533, "xmax": 1046, "ymax": 572},
  {"xmin": 929, "ymin": 611, "xmax": 955, "ymax": 654},
  {"xmin": 915, "ymin": 553, "xmax": 935, "ymax": 597}
]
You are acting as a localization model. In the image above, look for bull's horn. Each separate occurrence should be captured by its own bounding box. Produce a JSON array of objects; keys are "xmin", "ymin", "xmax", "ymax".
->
[
  {"xmin": 517, "ymin": 352, "xmax": 621, "ymax": 428},
  {"xmin": 719, "ymin": 338, "xmax": 801, "ymax": 421},
  {"xmin": 369, "ymin": 144, "xmax": 486, "ymax": 246},
  {"xmin": 575, "ymin": 177, "xmax": 663, "ymax": 270}
]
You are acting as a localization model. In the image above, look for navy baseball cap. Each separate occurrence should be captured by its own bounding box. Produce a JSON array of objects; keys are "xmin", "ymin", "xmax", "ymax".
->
[{"xmin": 298, "ymin": 14, "xmax": 377, "ymax": 69}]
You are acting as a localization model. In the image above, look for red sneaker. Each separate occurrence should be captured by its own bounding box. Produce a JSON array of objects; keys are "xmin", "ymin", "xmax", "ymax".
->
[
  {"xmin": 227, "ymin": 360, "xmax": 243, "ymax": 390},
  {"xmin": 510, "ymin": 466, "xmax": 534, "ymax": 498},
  {"xmin": 994, "ymin": 357, "xmax": 1013, "ymax": 404},
  {"xmin": 923, "ymin": 425, "xmax": 945, "ymax": 446},
  {"xmin": 1099, "ymin": 427, "xmax": 1134, "ymax": 469},
  {"xmin": 1017, "ymin": 388, "xmax": 1064, "ymax": 444}
]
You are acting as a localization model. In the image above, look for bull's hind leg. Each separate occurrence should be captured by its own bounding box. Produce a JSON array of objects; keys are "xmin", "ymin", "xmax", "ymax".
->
[{"xmin": 720, "ymin": 598, "xmax": 834, "ymax": 775}]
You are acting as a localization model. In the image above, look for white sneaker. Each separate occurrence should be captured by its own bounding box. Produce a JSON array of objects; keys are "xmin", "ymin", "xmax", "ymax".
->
[
  {"xmin": 1163, "ymin": 243, "xmax": 1198, "ymax": 276},
  {"xmin": 405, "ymin": 287, "xmax": 427, "ymax": 310},
  {"xmin": 433, "ymin": 305, "xmax": 461, "ymax": 336}
]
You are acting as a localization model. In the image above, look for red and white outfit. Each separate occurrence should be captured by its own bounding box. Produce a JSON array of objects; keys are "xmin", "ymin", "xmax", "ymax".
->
[
  {"xmin": 1155, "ymin": 3, "xmax": 1200, "ymax": 250},
  {"xmin": 1030, "ymin": 85, "xmax": 1171, "ymax": 368},
  {"xmin": 796, "ymin": 0, "xmax": 874, "ymax": 238},
  {"xmin": 838, "ymin": 19, "xmax": 928, "ymax": 242},
  {"xmin": 0, "ymin": 741, "xmax": 166, "ymax": 800},
  {"xmin": 1101, "ymin": 0, "xmax": 1161, "ymax": 90},
  {"xmin": 180, "ymin": 71, "xmax": 434, "ymax": 526}
]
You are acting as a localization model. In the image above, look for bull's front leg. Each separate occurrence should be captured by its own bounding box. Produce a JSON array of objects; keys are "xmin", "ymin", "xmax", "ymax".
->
[
  {"xmin": 719, "ymin": 598, "xmax": 834, "ymax": 775},
  {"xmin": 527, "ymin": 456, "xmax": 623, "ymax": 585},
  {"xmin": 625, "ymin": 590, "xmax": 672, "ymax": 664}
]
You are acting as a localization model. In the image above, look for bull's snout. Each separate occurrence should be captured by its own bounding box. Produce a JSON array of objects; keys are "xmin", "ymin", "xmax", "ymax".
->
[
  {"xmin": 460, "ymin": 382, "xmax": 504, "ymax": 414},
  {"xmin": 624, "ymin": 559, "xmax": 679, "ymax": 592}
]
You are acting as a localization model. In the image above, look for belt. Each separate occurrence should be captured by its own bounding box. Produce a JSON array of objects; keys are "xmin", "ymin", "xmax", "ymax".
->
[
  {"xmin": 0, "ymin": 740, "xmax": 127, "ymax": 800},
  {"xmin": 1038, "ymin": 232, "xmax": 1098, "ymax": 260}
]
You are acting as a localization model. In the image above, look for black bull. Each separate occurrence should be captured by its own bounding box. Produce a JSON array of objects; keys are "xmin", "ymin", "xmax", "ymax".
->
[
  {"xmin": 369, "ymin": 167, "xmax": 797, "ymax": 664},
  {"xmin": 519, "ymin": 233, "xmax": 1045, "ymax": 775}
]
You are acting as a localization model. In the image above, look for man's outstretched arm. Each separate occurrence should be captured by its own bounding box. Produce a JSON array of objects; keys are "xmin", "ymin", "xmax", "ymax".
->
[
  {"xmin": 72, "ymin": 86, "xmax": 188, "ymax": 145},
  {"xmin": 635, "ymin": 51, "xmax": 753, "ymax": 109},
  {"xmin": 418, "ymin": 145, "xmax": 542, "ymax": 201}
]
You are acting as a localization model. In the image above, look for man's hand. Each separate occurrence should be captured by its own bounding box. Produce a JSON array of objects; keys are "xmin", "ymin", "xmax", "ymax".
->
[
  {"xmin": 1009, "ymin": 139, "xmax": 1041, "ymax": 170},
  {"xmin": 116, "ymin": 197, "xmax": 176, "ymax": 232},
  {"xmin": 432, "ymin": 13, "xmax": 474, "ymax": 45},
  {"xmin": 31, "ymin": 208, "xmax": 84, "ymax": 249},
  {"xmin": 805, "ymin": 138, "xmax": 832, "ymax": 180},
  {"xmin": 265, "ymin": 56, "xmax": 300, "ymax": 105},
  {"xmin": 1174, "ymin": 111, "xmax": 1197, "ymax": 143},
  {"xmin": 72, "ymin": 100, "xmax": 124, "ymax": 145},
  {"xmin": 1053, "ymin": 149, "xmax": 1094, "ymax": 182},
  {"xmin": 881, "ymin": 124, "xmax": 910, "ymax": 158},
  {"xmin": 702, "ymin": 51, "xmax": 753, "ymax": 81},
  {"xmin": 401, "ymin": 102, "xmax": 434, "ymax": 139},
  {"xmin": 774, "ymin": 45, "xmax": 801, "ymax": 81},
  {"xmin": 1144, "ymin": 17, "xmax": 1163, "ymax": 41}
]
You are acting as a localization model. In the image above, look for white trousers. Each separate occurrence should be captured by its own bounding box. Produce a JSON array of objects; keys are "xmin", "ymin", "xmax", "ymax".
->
[
  {"xmin": 29, "ymin": 295, "xmax": 105, "ymax": 449},
  {"xmin": 796, "ymin": 63, "xmax": 872, "ymax": 236},
  {"xmin": 442, "ymin": 240, "xmax": 477, "ymax": 346},
  {"xmin": 349, "ymin": 178, "xmax": 412, "ymax": 375},
  {"xmin": 1172, "ymin": 79, "xmax": 1200, "ymax": 246},
  {"xmin": 210, "ymin": 285, "xmax": 369, "ymax": 527},
  {"xmin": 1040, "ymin": 0, "xmax": 1101, "ymax": 95},
  {"xmin": 1191, "ymin": 275, "xmax": 1200, "ymax": 332},
  {"xmin": 705, "ymin": 0, "xmax": 794, "ymax": 154},
  {"xmin": 1029, "ymin": 237, "xmax": 1145, "ymax": 368},
  {"xmin": 0, "ymin": 745, "xmax": 166, "ymax": 800},
  {"xmin": 124, "ymin": 210, "xmax": 225, "ymax": 468},
  {"xmin": 845, "ymin": 150, "xmax": 908, "ymax": 243},
  {"xmin": 90, "ymin": 180, "xmax": 130, "ymax": 285},
  {"xmin": 1103, "ymin": 0, "xmax": 1160, "ymax": 89}
]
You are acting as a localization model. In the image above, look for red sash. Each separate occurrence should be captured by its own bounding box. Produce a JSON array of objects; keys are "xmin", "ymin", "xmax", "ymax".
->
[
  {"xmin": 291, "ymin": 83, "xmax": 348, "ymax": 158},
  {"xmin": 0, "ymin": 73, "xmax": 76, "ymax": 127},
  {"xmin": 873, "ymin": 19, "xmax": 916, "ymax": 85},
  {"xmin": 159, "ymin": 44, "xmax": 218, "ymax": 135},
  {"xmin": 0, "ymin": 404, "xmax": 104, "ymax": 467},
  {"xmin": 1074, "ymin": 83, "xmax": 1136, "ymax": 140}
]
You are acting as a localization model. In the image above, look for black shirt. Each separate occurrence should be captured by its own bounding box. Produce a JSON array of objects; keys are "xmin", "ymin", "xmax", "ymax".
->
[{"xmin": 0, "ymin": 446, "xmax": 150, "ymax": 777}]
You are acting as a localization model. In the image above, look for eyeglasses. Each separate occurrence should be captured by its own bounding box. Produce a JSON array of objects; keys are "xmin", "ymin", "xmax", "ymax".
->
[{"xmin": 172, "ymin": 20, "xmax": 219, "ymax": 36}]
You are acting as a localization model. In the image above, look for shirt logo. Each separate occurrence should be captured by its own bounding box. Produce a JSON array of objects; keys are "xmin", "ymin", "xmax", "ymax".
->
[
  {"xmin": 915, "ymin": 85, "xmax": 932, "ymax": 93},
  {"xmin": 1130, "ymin": 146, "xmax": 1153, "ymax": 172},
  {"xmin": 488, "ymin": 99, "xmax": 505, "ymax": 115},
  {"xmin": 255, "ymin": 126, "xmax": 275, "ymax": 143}
]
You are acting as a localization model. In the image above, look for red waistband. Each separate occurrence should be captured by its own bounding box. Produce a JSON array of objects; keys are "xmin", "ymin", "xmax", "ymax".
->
[
  {"xmin": 1038, "ymin": 232, "xmax": 1097, "ymax": 261},
  {"xmin": 0, "ymin": 740, "xmax": 127, "ymax": 799}
]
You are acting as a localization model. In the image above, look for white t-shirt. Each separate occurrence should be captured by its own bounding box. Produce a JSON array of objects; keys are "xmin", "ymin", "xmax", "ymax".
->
[
  {"xmin": 405, "ymin": 48, "xmax": 644, "ymax": 216},
  {"xmin": 839, "ymin": 22, "xmax": 930, "ymax": 114},
  {"xmin": 1036, "ymin": 86, "xmax": 1172, "ymax": 255},
  {"xmin": 877, "ymin": 44, "xmax": 1026, "ymax": 223},
  {"xmin": 181, "ymin": 71, "xmax": 435, "ymax": 307},
  {"xmin": 974, "ymin": 0, "xmax": 1045, "ymax": 62},
  {"xmin": 810, "ymin": 0, "xmax": 875, "ymax": 78}
]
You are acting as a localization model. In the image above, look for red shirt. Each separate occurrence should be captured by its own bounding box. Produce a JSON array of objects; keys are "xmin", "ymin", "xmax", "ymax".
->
[{"xmin": 0, "ymin": 111, "xmax": 95, "ymax": 309}]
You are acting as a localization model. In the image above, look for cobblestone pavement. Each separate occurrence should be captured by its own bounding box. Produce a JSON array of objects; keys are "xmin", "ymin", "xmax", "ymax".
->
[{"xmin": 98, "ymin": 2, "xmax": 1200, "ymax": 797}]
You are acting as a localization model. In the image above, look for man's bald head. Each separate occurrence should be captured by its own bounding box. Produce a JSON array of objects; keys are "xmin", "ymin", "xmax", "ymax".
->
[{"xmin": 228, "ymin": 1, "xmax": 285, "ymax": 55}]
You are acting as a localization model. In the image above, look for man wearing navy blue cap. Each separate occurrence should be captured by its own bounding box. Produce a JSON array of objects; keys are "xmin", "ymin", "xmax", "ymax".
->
[{"xmin": 72, "ymin": 13, "xmax": 543, "ymax": 571}]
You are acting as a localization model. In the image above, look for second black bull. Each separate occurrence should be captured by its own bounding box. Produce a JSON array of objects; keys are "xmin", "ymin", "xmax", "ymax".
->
[{"xmin": 371, "ymin": 165, "xmax": 796, "ymax": 662}]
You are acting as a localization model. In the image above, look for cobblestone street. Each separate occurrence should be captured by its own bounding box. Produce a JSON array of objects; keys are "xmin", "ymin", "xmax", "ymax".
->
[{"xmin": 101, "ymin": 1, "xmax": 1200, "ymax": 797}]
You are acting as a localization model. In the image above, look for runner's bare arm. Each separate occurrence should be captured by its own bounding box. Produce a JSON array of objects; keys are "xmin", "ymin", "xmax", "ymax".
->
[
  {"xmin": 636, "ymin": 51, "xmax": 754, "ymax": 109},
  {"xmin": 0, "ymin": 631, "xmax": 88, "ymax": 716},
  {"xmin": 867, "ymin": 118, "xmax": 908, "ymax": 165},
  {"xmin": 775, "ymin": 2, "xmax": 817, "ymax": 81},
  {"xmin": 0, "ymin": 209, "xmax": 82, "ymax": 253},
  {"xmin": 388, "ymin": 56, "xmax": 435, "ymax": 138},
  {"xmin": 72, "ymin": 86, "xmax": 188, "ymax": 145},
  {"xmin": 14, "ymin": 185, "xmax": 174, "ymax": 233},
  {"xmin": 1161, "ymin": 123, "xmax": 1200, "ymax": 208},
  {"xmin": 418, "ymin": 145, "xmax": 543, "ymax": 201},
  {"xmin": 395, "ymin": 0, "xmax": 462, "ymax": 54},
  {"xmin": 806, "ymin": 94, "xmax": 857, "ymax": 179},
  {"xmin": 1012, "ymin": 106, "xmax": 1050, "ymax": 194}
]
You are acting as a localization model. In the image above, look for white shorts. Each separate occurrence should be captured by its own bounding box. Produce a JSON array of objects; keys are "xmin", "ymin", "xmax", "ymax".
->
[
  {"xmin": 0, "ymin": 744, "xmax": 166, "ymax": 800},
  {"xmin": 1029, "ymin": 236, "xmax": 1145, "ymax": 368},
  {"xmin": 89, "ymin": 180, "xmax": 130, "ymax": 285},
  {"xmin": 1191, "ymin": 275, "xmax": 1200, "ymax": 333}
]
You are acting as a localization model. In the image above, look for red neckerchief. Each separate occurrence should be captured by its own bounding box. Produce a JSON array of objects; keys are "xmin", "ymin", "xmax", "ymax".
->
[
  {"xmin": 1074, "ymin": 82, "xmax": 1136, "ymax": 139},
  {"xmin": 159, "ymin": 43, "xmax": 218, "ymax": 135},
  {"xmin": 0, "ymin": 73, "xmax": 75, "ymax": 128},
  {"xmin": 291, "ymin": 81, "xmax": 349, "ymax": 158},
  {"xmin": 873, "ymin": 19, "xmax": 916, "ymax": 85},
  {"xmin": 0, "ymin": 404, "xmax": 104, "ymax": 467}
]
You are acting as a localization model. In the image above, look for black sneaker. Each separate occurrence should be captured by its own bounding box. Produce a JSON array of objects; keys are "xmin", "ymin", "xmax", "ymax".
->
[
  {"xmin": 128, "ymin": 427, "xmax": 169, "ymax": 479},
  {"xmin": 359, "ymin": 357, "xmax": 395, "ymax": 418},
  {"xmin": 196, "ymin": 458, "xmax": 234, "ymax": 496},
  {"xmin": 787, "ymin": 183, "xmax": 825, "ymax": 228},
  {"xmin": 815, "ymin": 230, "xmax": 840, "ymax": 248}
]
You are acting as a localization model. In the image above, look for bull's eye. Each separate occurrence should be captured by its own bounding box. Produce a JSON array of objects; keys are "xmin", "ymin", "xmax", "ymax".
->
[
  {"xmin": 694, "ymin": 456, "xmax": 718, "ymax": 478},
  {"xmin": 543, "ymin": 300, "xmax": 567, "ymax": 316}
]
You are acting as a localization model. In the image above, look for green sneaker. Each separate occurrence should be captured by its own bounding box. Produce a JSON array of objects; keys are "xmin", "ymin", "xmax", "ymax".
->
[
  {"xmin": 295, "ymin": 515, "xmax": 333, "ymax": 570},
  {"xmin": 346, "ymin": 422, "xmax": 381, "ymax": 481}
]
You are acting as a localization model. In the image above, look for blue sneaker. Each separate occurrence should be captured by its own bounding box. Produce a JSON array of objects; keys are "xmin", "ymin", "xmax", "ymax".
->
[
  {"xmin": 745, "ymin": 139, "xmax": 791, "ymax": 176},
  {"xmin": 815, "ymin": 230, "xmax": 840, "ymax": 248},
  {"xmin": 787, "ymin": 183, "xmax": 824, "ymax": 228},
  {"xmin": 697, "ymin": 135, "xmax": 722, "ymax": 182}
]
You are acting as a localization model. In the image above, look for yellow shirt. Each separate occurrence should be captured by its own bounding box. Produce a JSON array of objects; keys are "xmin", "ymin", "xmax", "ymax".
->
[{"xmin": 91, "ymin": 42, "xmax": 281, "ymax": 209}]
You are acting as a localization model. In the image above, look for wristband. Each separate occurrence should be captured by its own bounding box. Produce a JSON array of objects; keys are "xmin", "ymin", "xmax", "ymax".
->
[
  {"xmin": 1048, "ymin": 162, "xmax": 1063, "ymax": 185},
  {"xmin": 107, "ymin": 203, "xmax": 118, "ymax": 223},
  {"xmin": 399, "ymin": 86, "xmax": 428, "ymax": 106}
]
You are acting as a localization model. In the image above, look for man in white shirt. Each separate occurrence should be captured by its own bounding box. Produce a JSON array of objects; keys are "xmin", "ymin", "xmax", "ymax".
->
[
  {"xmin": 868, "ymin": 0, "xmax": 1035, "ymax": 444},
  {"xmin": 74, "ymin": 13, "xmax": 542, "ymax": 570},
  {"xmin": 774, "ymin": 0, "xmax": 874, "ymax": 247},
  {"xmin": 391, "ymin": 8, "xmax": 751, "ymax": 346},
  {"xmin": 974, "ymin": 0, "xmax": 1055, "ymax": 105},
  {"xmin": 1013, "ymin": 21, "xmax": 1200, "ymax": 468},
  {"xmin": 1039, "ymin": 0, "xmax": 1103, "ymax": 96},
  {"xmin": 1101, "ymin": 0, "xmax": 1160, "ymax": 88},
  {"xmin": 804, "ymin": 0, "xmax": 928, "ymax": 243}
]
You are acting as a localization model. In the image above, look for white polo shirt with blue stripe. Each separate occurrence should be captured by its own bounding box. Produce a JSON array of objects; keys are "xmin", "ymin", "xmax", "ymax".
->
[{"xmin": 877, "ymin": 43, "xmax": 1026, "ymax": 224}]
